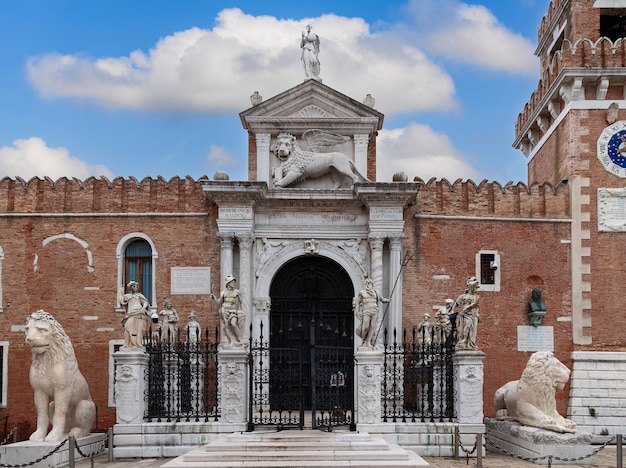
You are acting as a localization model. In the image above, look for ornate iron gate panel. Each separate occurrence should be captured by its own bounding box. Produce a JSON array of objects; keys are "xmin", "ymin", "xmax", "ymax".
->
[
  {"xmin": 249, "ymin": 256, "xmax": 355, "ymax": 431},
  {"xmin": 248, "ymin": 321, "xmax": 304, "ymax": 429},
  {"xmin": 312, "ymin": 337, "xmax": 354, "ymax": 430}
]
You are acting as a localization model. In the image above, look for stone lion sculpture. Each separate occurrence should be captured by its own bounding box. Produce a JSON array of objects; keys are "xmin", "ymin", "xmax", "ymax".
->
[
  {"xmin": 272, "ymin": 130, "xmax": 369, "ymax": 189},
  {"xmin": 25, "ymin": 310, "xmax": 96, "ymax": 442},
  {"xmin": 494, "ymin": 351, "xmax": 576, "ymax": 433}
]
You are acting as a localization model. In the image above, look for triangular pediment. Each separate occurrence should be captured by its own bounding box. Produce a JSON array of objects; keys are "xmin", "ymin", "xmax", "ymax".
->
[{"xmin": 240, "ymin": 80, "xmax": 384, "ymax": 135}]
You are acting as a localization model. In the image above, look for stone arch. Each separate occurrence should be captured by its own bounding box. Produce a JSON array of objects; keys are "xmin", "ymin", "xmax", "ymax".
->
[
  {"xmin": 254, "ymin": 239, "xmax": 366, "ymax": 299},
  {"xmin": 42, "ymin": 233, "xmax": 94, "ymax": 273}
]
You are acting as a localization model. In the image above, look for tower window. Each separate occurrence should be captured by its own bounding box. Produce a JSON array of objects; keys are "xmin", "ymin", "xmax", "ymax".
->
[{"xmin": 601, "ymin": 14, "xmax": 626, "ymax": 42}]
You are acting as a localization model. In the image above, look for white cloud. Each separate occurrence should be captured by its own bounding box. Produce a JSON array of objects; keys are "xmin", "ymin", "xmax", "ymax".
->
[
  {"xmin": 376, "ymin": 123, "xmax": 480, "ymax": 182},
  {"xmin": 404, "ymin": 0, "xmax": 537, "ymax": 74},
  {"xmin": 0, "ymin": 138, "xmax": 114, "ymax": 180},
  {"xmin": 205, "ymin": 144, "xmax": 239, "ymax": 169},
  {"xmin": 26, "ymin": 8, "xmax": 456, "ymax": 115}
]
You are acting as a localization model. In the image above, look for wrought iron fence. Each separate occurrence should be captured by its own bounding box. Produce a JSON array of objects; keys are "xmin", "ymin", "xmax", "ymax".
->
[
  {"xmin": 382, "ymin": 327, "xmax": 456, "ymax": 422},
  {"xmin": 144, "ymin": 327, "xmax": 219, "ymax": 422}
]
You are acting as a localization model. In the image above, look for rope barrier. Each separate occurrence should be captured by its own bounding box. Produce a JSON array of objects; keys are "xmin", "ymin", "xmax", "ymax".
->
[{"xmin": 0, "ymin": 431, "xmax": 108, "ymax": 468}]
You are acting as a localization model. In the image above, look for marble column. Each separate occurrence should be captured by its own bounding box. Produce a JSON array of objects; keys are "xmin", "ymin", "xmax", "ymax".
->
[
  {"xmin": 368, "ymin": 235, "xmax": 385, "ymax": 346},
  {"xmin": 218, "ymin": 233, "xmax": 234, "ymax": 287},
  {"xmin": 388, "ymin": 235, "xmax": 403, "ymax": 338},
  {"xmin": 237, "ymin": 233, "xmax": 253, "ymax": 340},
  {"xmin": 113, "ymin": 350, "xmax": 149, "ymax": 424}
]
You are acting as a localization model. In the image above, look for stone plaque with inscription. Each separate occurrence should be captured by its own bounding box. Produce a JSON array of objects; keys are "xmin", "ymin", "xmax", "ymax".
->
[
  {"xmin": 517, "ymin": 325, "xmax": 554, "ymax": 352},
  {"xmin": 171, "ymin": 267, "xmax": 211, "ymax": 295},
  {"xmin": 598, "ymin": 187, "xmax": 626, "ymax": 232}
]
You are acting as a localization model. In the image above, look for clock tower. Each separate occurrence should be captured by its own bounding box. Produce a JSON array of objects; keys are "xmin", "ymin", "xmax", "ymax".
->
[{"xmin": 514, "ymin": 0, "xmax": 626, "ymax": 434}]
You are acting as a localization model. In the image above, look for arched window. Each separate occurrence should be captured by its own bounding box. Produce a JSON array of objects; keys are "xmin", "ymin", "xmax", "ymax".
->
[
  {"xmin": 116, "ymin": 233, "xmax": 157, "ymax": 311},
  {"xmin": 124, "ymin": 239, "xmax": 153, "ymax": 303}
]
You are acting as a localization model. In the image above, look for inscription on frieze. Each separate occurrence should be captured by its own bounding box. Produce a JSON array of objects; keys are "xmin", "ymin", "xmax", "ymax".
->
[{"xmin": 219, "ymin": 207, "xmax": 253, "ymax": 220}]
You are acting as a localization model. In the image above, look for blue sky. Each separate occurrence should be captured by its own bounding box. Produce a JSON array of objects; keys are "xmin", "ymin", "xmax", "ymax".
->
[{"xmin": 0, "ymin": 0, "xmax": 549, "ymax": 184}]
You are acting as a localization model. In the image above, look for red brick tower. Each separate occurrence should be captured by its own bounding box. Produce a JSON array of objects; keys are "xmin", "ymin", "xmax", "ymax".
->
[{"xmin": 514, "ymin": 0, "xmax": 626, "ymax": 435}]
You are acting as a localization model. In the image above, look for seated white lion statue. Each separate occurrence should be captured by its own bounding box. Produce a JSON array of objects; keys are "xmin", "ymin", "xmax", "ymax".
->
[
  {"xmin": 25, "ymin": 310, "xmax": 96, "ymax": 442},
  {"xmin": 494, "ymin": 351, "xmax": 576, "ymax": 433}
]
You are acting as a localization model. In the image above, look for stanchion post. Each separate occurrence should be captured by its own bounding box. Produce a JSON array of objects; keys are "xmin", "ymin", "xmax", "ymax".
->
[
  {"xmin": 476, "ymin": 433, "xmax": 482, "ymax": 468},
  {"xmin": 12, "ymin": 426, "xmax": 17, "ymax": 443},
  {"xmin": 618, "ymin": 434, "xmax": 622, "ymax": 468},
  {"xmin": 68, "ymin": 435, "xmax": 75, "ymax": 468},
  {"xmin": 454, "ymin": 426, "xmax": 459, "ymax": 459},
  {"xmin": 108, "ymin": 428, "xmax": 114, "ymax": 462}
]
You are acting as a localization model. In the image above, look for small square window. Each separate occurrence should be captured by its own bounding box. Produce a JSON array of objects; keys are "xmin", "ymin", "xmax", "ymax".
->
[{"xmin": 476, "ymin": 250, "xmax": 500, "ymax": 292}]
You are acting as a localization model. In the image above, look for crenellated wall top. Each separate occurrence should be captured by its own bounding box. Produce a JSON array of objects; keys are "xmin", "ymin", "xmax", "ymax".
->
[
  {"xmin": 515, "ymin": 36, "xmax": 626, "ymax": 147},
  {"xmin": 0, "ymin": 175, "xmax": 211, "ymax": 213},
  {"xmin": 413, "ymin": 177, "xmax": 571, "ymax": 218}
]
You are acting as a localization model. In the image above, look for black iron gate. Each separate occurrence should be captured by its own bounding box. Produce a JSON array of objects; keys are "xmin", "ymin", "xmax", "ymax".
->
[
  {"xmin": 248, "ymin": 319, "xmax": 354, "ymax": 430},
  {"xmin": 248, "ymin": 256, "xmax": 355, "ymax": 430}
]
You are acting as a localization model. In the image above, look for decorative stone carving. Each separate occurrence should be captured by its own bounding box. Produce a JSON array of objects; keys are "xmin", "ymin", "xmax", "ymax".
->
[
  {"xmin": 357, "ymin": 364, "xmax": 379, "ymax": 424},
  {"xmin": 304, "ymin": 238, "xmax": 319, "ymax": 255},
  {"xmin": 25, "ymin": 310, "xmax": 96, "ymax": 442},
  {"xmin": 256, "ymin": 238, "xmax": 287, "ymax": 277},
  {"xmin": 417, "ymin": 313, "xmax": 432, "ymax": 346},
  {"xmin": 221, "ymin": 362, "xmax": 245, "ymax": 423},
  {"xmin": 114, "ymin": 365, "xmax": 139, "ymax": 424},
  {"xmin": 118, "ymin": 281, "xmax": 151, "ymax": 349},
  {"xmin": 494, "ymin": 351, "xmax": 577, "ymax": 433},
  {"xmin": 272, "ymin": 131, "xmax": 368, "ymax": 189}
]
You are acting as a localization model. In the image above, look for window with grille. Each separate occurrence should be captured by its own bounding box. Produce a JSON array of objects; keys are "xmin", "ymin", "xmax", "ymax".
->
[{"xmin": 475, "ymin": 250, "xmax": 500, "ymax": 292}]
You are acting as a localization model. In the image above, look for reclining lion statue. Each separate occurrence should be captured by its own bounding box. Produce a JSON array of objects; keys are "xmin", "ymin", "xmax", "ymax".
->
[
  {"xmin": 25, "ymin": 310, "xmax": 96, "ymax": 442},
  {"xmin": 272, "ymin": 130, "xmax": 369, "ymax": 189},
  {"xmin": 494, "ymin": 351, "xmax": 576, "ymax": 433}
]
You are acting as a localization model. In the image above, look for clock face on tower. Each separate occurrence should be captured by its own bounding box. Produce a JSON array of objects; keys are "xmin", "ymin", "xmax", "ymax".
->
[{"xmin": 598, "ymin": 121, "xmax": 626, "ymax": 177}]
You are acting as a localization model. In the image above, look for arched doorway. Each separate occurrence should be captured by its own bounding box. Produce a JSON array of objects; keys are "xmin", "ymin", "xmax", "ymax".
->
[{"xmin": 252, "ymin": 256, "xmax": 355, "ymax": 430}]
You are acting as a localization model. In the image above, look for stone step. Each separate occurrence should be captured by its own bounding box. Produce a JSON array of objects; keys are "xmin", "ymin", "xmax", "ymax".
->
[{"xmin": 162, "ymin": 431, "xmax": 428, "ymax": 468}]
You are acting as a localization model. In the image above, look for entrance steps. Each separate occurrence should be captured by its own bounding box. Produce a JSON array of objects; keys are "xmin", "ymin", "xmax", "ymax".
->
[{"xmin": 161, "ymin": 429, "xmax": 428, "ymax": 467}]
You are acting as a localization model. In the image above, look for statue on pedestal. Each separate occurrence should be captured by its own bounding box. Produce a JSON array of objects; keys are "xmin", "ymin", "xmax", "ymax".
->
[
  {"xmin": 301, "ymin": 24, "xmax": 320, "ymax": 79},
  {"xmin": 354, "ymin": 277, "xmax": 389, "ymax": 347},
  {"xmin": 118, "ymin": 281, "xmax": 151, "ymax": 349},
  {"xmin": 157, "ymin": 300, "xmax": 179, "ymax": 343},
  {"xmin": 211, "ymin": 275, "xmax": 246, "ymax": 347},
  {"xmin": 454, "ymin": 277, "xmax": 480, "ymax": 350},
  {"xmin": 186, "ymin": 310, "xmax": 201, "ymax": 344}
]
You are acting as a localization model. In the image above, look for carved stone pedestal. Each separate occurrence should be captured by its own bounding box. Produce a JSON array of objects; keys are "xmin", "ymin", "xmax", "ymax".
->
[
  {"xmin": 453, "ymin": 350, "xmax": 486, "ymax": 458},
  {"xmin": 113, "ymin": 349, "xmax": 149, "ymax": 425},
  {"xmin": 485, "ymin": 418, "xmax": 593, "ymax": 465},
  {"xmin": 355, "ymin": 347, "xmax": 383, "ymax": 425},
  {"xmin": 218, "ymin": 347, "xmax": 248, "ymax": 430}
]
